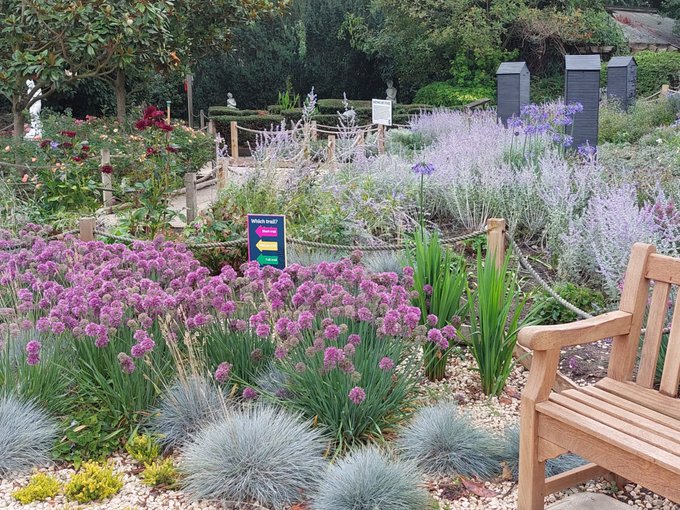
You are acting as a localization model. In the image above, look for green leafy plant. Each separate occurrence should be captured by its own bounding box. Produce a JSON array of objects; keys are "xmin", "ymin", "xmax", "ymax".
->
[
  {"xmin": 409, "ymin": 227, "xmax": 468, "ymax": 381},
  {"xmin": 141, "ymin": 458, "xmax": 179, "ymax": 489},
  {"xmin": 414, "ymin": 82, "xmax": 493, "ymax": 107},
  {"xmin": 534, "ymin": 282, "xmax": 606, "ymax": 325},
  {"xmin": 64, "ymin": 461, "xmax": 123, "ymax": 503},
  {"xmin": 277, "ymin": 89, "xmax": 301, "ymax": 111},
  {"xmin": 125, "ymin": 433, "xmax": 161, "ymax": 464},
  {"xmin": 467, "ymin": 250, "xmax": 540, "ymax": 395},
  {"xmin": 12, "ymin": 473, "xmax": 61, "ymax": 504}
]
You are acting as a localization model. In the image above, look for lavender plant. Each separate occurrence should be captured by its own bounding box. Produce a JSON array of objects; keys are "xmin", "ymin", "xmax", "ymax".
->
[
  {"xmin": 312, "ymin": 446, "xmax": 430, "ymax": 510},
  {"xmin": 180, "ymin": 405, "xmax": 327, "ymax": 508},
  {"xmin": 397, "ymin": 402, "xmax": 504, "ymax": 479},
  {"xmin": 0, "ymin": 394, "xmax": 57, "ymax": 475}
]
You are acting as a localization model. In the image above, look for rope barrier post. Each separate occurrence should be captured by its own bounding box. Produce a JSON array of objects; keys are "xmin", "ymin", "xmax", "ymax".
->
[
  {"xmin": 185, "ymin": 172, "xmax": 197, "ymax": 224},
  {"xmin": 486, "ymin": 218, "xmax": 506, "ymax": 270},
  {"xmin": 216, "ymin": 159, "xmax": 227, "ymax": 193},
  {"xmin": 230, "ymin": 121, "xmax": 239, "ymax": 165},
  {"xmin": 208, "ymin": 119, "xmax": 215, "ymax": 136},
  {"xmin": 79, "ymin": 218, "xmax": 95, "ymax": 242},
  {"xmin": 100, "ymin": 149, "xmax": 113, "ymax": 210},
  {"xmin": 662, "ymin": 84, "xmax": 670, "ymax": 97},
  {"xmin": 311, "ymin": 121, "xmax": 318, "ymax": 141},
  {"xmin": 186, "ymin": 74, "xmax": 194, "ymax": 129},
  {"xmin": 327, "ymin": 135, "xmax": 336, "ymax": 167},
  {"xmin": 357, "ymin": 130, "xmax": 365, "ymax": 148},
  {"xmin": 199, "ymin": 109, "xmax": 205, "ymax": 130},
  {"xmin": 377, "ymin": 124, "xmax": 385, "ymax": 154}
]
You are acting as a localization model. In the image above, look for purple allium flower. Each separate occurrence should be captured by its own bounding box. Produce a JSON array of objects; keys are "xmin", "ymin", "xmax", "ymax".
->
[
  {"xmin": 274, "ymin": 345, "xmax": 288, "ymax": 359},
  {"xmin": 412, "ymin": 162, "xmax": 435, "ymax": 176},
  {"xmin": 324, "ymin": 324, "xmax": 340, "ymax": 340},
  {"xmin": 379, "ymin": 357, "xmax": 395, "ymax": 371},
  {"xmin": 256, "ymin": 323, "xmax": 271, "ymax": 338},
  {"xmin": 323, "ymin": 347, "xmax": 346, "ymax": 369},
  {"xmin": 347, "ymin": 334, "xmax": 361, "ymax": 345},
  {"xmin": 117, "ymin": 352, "xmax": 136, "ymax": 374},
  {"xmin": 26, "ymin": 339, "xmax": 41, "ymax": 355},
  {"xmin": 427, "ymin": 314, "xmax": 438, "ymax": 327},
  {"xmin": 294, "ymin": 362, "xmax": 306, "ymax": 373},
  {"xmin": 422, "ymin": 284, "xmax": 433, "ymax": 295},
  {"xmin": 242, "ymin": 387, "xmax": 258, "ymax": 400},
  {"xmin": 357, "ymin": 307, "xmax": 373, "ymax": 321},
  {"xmin": 215, "ymin": 361, "xmax": 232, "ymax": 383},
  {"xmin": 442, "ymin": 325, "xmax": 457, "ymax": 340},
  {"xmin": 348, "ymin": 386, "xmax": 366, "ymax": 405}
]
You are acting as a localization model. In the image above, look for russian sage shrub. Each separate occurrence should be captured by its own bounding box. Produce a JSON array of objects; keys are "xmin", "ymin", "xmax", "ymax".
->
[
  {"xmin": 181, "ymin": 405, "xmax": 327, "ymax": 508},
  {"xmin": 150, "ymin": 376, "xmax": 228, "ymax": 450},
  {"xmin": 0, "ymin": 394, "xmax": 57, "ymax": 475},
  {"xmin": 397, "ymin": 402, "xmax": 504, "ymax": 480},
  {"xmin": 502, "ymin": 426, "xmax": 586, "ymax": 479},
  {"xmin": 312, "ymin": 446, "xmax": 430, "ymax": 510}
]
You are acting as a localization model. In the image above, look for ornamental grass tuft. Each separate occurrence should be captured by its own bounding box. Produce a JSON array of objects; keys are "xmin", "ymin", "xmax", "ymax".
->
[
  {"xmin": 397, "ymin": 402, "xmax": 504, "ymax": 480},
  {"xmin": 312, "ymin": 446, "xmax": 430, "ymax": 510},
  {"xmin": 180, "ymin": 405, "xmax": 327, "ymax": 508},
  {"xmin": 150, "ymin": 376, "xmax": 228, "ymax": 450},
  {"xmin": 0, "ymin": 394, "xmax": 57, "ymax": 475}
]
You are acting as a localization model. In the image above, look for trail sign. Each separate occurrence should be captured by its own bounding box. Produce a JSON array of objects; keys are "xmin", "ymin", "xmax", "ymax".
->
[
  {"xmin": 247, "ymin": 214, "xmax": 287, "ymax": 269},
  {"xmin": 372, "ymin": 99, "xmax": 392, "ymax": 126}
]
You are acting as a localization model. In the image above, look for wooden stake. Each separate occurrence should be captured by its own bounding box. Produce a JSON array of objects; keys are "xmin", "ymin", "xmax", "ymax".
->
[
  {"xmin": 230, "ymin": 121, "xmax": 239, "ymax": 164},
  {"xmin": 208, "ymin": 119, "xmax": 215, "ymax": 136},
  {"xmin": 327, "ymin": 135, "xmax": 336, "ymax": 167},
  {"xmin": 100, "ymin": 149, "xmax": 113, "ymax": 209},
  {"xmin": 377, "ymin": 124, "xmax": 385, "ymax": 154},
  {"xmin": 661, "ymin": 84, "xmax": 670, "ymax": 97},
  {"xmin": 186, "ymin": 74, "xmax": 194, "ymax": 129},
  {"xmin": 486, "ymin": 218, "xmax": 506, "ymax": 270},
  {"xmin": 184, "ymin": 172, "xmax": 197, "ymax": 224},
  {"xmin": 216, "ymin": 160, "xmax": 227, "ymax": 192},
  {"xmin": 79, "ymin": 217, "xmax": 95, "ymax": 241},
  {"xmin": 199, "ymin": 109, "xmax": 205, "ymax": 130},
  {"xmin": 311, "ymin": 121, "xmax": 318, "ymax": 141}
]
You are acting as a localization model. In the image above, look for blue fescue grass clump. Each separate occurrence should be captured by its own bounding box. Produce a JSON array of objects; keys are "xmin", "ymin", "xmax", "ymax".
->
[
  {"xmin": 312, "ymin": 446, "xmax": 430, "ymax": 510},
  {"xmin": 0, "ymin": 394, "xmax": 57, "ymax": 475},
  {"xmin": 501, "ymin": 426, "xmax": 587, "ymax": 479},
  {"xmin": 181, "ymin": 405, "xmax": 328, "ymax": 508},
  {"xmin": 397, "ymin": 402, "xmax": 504, "ymax": 480},
  {"xmin": 150, "ymin": 376, "xmax": 228, "ymax": 450}
]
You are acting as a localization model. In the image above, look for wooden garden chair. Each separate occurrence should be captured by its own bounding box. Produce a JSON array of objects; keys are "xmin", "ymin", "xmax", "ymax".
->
[{"xmin": 518, "ymin": 243, "xmax": 680, "ymax": 509}]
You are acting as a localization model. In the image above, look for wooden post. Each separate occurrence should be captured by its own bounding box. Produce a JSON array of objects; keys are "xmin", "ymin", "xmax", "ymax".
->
[
  {"xmin": 377, "ymin": 124, "xmax": 385, "ymax": 154},
  {"xmin": 199, "ymin": 109, "xmax": 205, "ymax": 130},
  {"xmin": 185, "ymin": 172, "xmax": 197, "ymax": 224},
  {"xmin": 486, "ymin": 218, "xmax": 506, "ymax": 270},
  {"xmin": 186, "ymin": 74, "xmax": 194, "ymax": 129},
  {"xmin": 79, "ymin": 217, "xmax": 95, "ymax": 242},
  {"xmin": 166, "ymin": 100, "xmax": 171, "ymax": 124},
  {"xmin": 100, "ymin": 149, "xmax": 113, "ymax": 209},
  {"xmin": 311, "ymin": 121, "xmax": 318, "ymax": 141},
  {"xmin": 662, "ymin": 84, "xmax": 670, "ymax": 97},
  {"xmin": 327, "ymin": 135, "xmax": 336, "ymax": 167},
  {"xmin": 230, "ymin": 121, "xmax": 239, "ymax": 164},
  {"xmin": 357, "ymin": 130, "xmax": 365, "ymax": 147},
  {"xmin": 208, "ymin": 119, "xmax": 215, "ymax": 136},
  {"xmin": 216, "ymin": 160, "xmax": 227, "ymax": 192}
]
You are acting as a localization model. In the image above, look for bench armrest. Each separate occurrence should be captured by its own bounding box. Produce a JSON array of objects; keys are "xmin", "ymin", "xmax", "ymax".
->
[{"xmin": 518, "ymin": 311, "xmax": 633, "ymax": 351}]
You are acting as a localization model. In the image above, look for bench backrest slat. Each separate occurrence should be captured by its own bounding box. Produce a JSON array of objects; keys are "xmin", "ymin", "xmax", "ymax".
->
[
  {"xmin": 637, "ymin": 281, "xmax": 672, "ymax": 388},
  {"xmin": 660, "ymin": 296, "xmax": 680, "ymax": 397}
]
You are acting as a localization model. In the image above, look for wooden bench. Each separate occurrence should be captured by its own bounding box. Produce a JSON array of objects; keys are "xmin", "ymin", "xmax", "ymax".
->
[
  {"xmin": 518, "ymin": 243, "xmax": 680, "ymax": 509},
  {"xmin": 463, "ymin": 98, "xmax": 491, "ymax": 111}
]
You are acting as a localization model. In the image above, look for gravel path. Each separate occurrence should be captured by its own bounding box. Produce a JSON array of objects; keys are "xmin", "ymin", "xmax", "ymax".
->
[{"xmin": 1, "ymin": 353, "xmax": 678, "ymax": 509}]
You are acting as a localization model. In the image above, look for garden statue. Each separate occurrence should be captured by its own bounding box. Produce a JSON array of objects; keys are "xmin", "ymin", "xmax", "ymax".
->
[
  {"xmin": 386, "ymin": 80, "xmax": 397, "ymax": 105},
  {"xmin": 25, "ymin": 79, "xmax": 43, "ymax": 140},
  {"xmin": 340, "ymin": 108, "xmax": 356, "ymax": 122},
  {"xmin": 226, "ymin": 92, "xmax": 237, "ymax": 109}
]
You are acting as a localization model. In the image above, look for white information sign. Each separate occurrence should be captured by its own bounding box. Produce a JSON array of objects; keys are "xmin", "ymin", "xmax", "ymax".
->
[{"xmin": 372, "ymin": 99, "xmax": 393, "ymax": 126}]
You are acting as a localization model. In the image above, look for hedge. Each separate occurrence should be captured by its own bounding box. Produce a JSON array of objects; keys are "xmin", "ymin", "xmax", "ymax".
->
[
  {"xmin": 316, "ymin": 98, "xmax": 372, "ymax": 114},
  {"xmin": 414, "ymin": 82, "xmax": 494, "ymax": 107},
  {"xmin": 208, "ymin": 107, "xmax": 262, "ymax": 116},
  {"xmin": 629, "ymin": 51, "xmax": 680, "ymax": 97},
  {"xmin": 211, "ymin": 114, "xmax": 285, "ymax": 146}
]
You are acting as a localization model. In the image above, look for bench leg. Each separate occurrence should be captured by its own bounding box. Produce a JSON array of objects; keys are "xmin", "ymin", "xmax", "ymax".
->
[{"xmin": 518, "ymin": 411, "xmax": 546, "ymax": 510}]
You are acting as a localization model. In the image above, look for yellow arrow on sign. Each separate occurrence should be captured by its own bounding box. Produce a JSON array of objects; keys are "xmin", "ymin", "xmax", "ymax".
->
[{"xmin": 256, "ymin": 239, "xmax": 278, "ymax": 252}]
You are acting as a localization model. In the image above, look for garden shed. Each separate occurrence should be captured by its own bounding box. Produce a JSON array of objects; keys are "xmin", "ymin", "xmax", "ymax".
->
[
  {"xmin": 496, "ymin": 62, "xmax": 530, "ymax": 125},
  {"xmin": 565, "ymin": 55, "xmax": 601, "ymax": 148},
  {"xmin": 607, "ymin": 56, "xmax": 637, "ymax": 111}
]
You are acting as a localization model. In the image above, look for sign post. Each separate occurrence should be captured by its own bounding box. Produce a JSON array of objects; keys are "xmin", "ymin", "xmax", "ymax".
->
[
  {"xmin": 371, "ymin": 99, "xmax": 393, "ymax": 126},
  {"xmin": 247, "ymin": 214, "xmax": 287, "ymax": 269}
]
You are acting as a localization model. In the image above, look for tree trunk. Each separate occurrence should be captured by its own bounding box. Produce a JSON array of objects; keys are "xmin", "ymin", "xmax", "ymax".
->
[
  {"xmin": 12, "ymin": 94, "xmax": 24, "ymax": 143},
  {"xmin": 115, "ymin": 68, "xmax": 126, "ymax": 125}
]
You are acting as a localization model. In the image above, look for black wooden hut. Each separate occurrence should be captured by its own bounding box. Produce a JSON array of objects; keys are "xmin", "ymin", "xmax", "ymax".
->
[
  {"xmin": 607, "ymin": 56, "xmax": 637, "ymax": 111},
  {"xmin": 565, "ymin": 55, "xmax": 601, "ymax": 148},
  {"xmin": 496, "ymin": 62, "xmax": 530, "ymax": 125}
]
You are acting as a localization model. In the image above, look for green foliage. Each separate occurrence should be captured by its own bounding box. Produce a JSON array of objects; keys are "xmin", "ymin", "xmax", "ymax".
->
[
  {"xmin": 125, "ymin": 433, "xmax": 161, "ymax": 464},
  {"xmin": 208, "ymin": 107, "xmax": 261, "ymax": 116},
  {"xmin": 52, "ymin": 405, "xmax": 126, "ymax": 469},
  {"xmin": 467, "ymin": 250, "xmax": 539, "ymax": 396},
  {"xmin": 141, "ymin": 458, "xmax": 179, "ymax": 489},
  {"xmin": 64, "ymin": 461, "xmax": 123, "ymax": 503},
  {"xmin": 211, "ymin": 114, "xmax": 285, "ymax": 146},
  {"xmin": 531, "ymin": 74, "xmax": 564, "ymax": 104},
  {"xmin": 277, "ymin": 89, "xmax": 301, "ymax": 111},
  {"xmin": 12, "ymin": 473, "xmax": 61, "ymax": 504},
  {"xmin": 599, "ymin": 98, "xmax": 679, "ymax": 144},
  {"xmin": 312, "ymin": 447, "xmax": 430, "ymax": 510},
  {"xmin": 534, "ymin": 283, "xmax": 606, "ymax": 325},
  {"xmin": 414, "ymin": 82, "xmax": 492, "ymax": 108},
  {"xmin": 398, "ymin": 402, "xmax": 504, "ymax": 479},
  {"xmin": 634, "ymin": 51, "xmax": 680, "ymax": 97},
  {"xmin": 408, "ymin": 228, "xmax": 468, "ymax": 381}
]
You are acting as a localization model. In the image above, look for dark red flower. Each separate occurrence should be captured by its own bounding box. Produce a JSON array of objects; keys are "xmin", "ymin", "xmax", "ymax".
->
[
  {"xmin": 39, "ymin": 139, "xmax": 51, "ymax": 148},
  {"xmin": 81, "ymin": 145, "xmax": 90, "ymax": 151},
  {"xmin": 135, "ymin": 118, "xmax": 151, "ymax": 131},
  {"xmin": 100, "ymin": 164, "xmax": 113, "ymax": 174},
  {"xmin": 143, "ymin": 105, "xmax": 165, "ymax": 120},
  {"xmin": 165, "ymin": 145, "xmax": 179, "ymax": 153},
  {"xmin": 154, "ymin": 121, "xmax": 173, "ymax": 132},
  {"xmin": 146, "ymin": 147, "xmax": 159, "ymax": 156},
  {"xmin": 60, "ymin": 142, "xmax": 74, "ymax": 149},
  {"xmin": 60, "ymin": 130, "xmax": 77, "ymax": 138},
  {"xmin": 80, "ymin": 151, "xmax": 88, "ymax": 160},
  {"xmin": 72, "ymin": 156, "xmax": 82, "ymax": 162}
]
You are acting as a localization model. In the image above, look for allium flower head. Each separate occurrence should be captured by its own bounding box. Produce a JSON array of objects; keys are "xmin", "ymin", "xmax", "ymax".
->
[
  {"xmin": 348, "ymin": 386, "xmax": 366, "ymax": 405},
  {"xmin": 242, "ymin": 387, "xmax": 258, "ymax": 400},
  {"xmin": 378, "ymin": 357, "xmax": 395, "ymax": 371},
  {"xmin": 215, "ymin": 362, "xmax": 232, "ymax": 383},
  {"xmin": 412, "ymin": 162, "xmax": 435, "ymax": 176}
]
